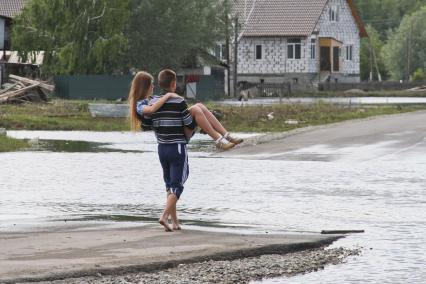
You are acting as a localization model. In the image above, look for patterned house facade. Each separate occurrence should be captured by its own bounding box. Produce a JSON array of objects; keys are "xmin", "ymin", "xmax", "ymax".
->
[
  {"xmin": 0, "ymin": 0, "xmax": 27, "ymax": 57},
  {"xmin": 229, "ymin": 0, "xmax": 367, "ymax": 93}
]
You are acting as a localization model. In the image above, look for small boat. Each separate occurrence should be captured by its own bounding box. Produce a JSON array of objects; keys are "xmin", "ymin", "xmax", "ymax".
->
[{"xmin": 88, "ymin": 103, "xmax": 129, "ymax": 118}]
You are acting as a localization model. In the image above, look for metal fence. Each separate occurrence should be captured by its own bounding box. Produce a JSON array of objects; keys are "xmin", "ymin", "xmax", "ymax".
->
[
  {"xmin": 319, "ymin": 81, "xmax": 426, "ymax": 92},
  {"xmin": 54, "ymin": 73, "xmax": 224, "ymax": 101},
  {"xmin": 258, "ymin": 83, "xmax": 292, "ymax": 98}
]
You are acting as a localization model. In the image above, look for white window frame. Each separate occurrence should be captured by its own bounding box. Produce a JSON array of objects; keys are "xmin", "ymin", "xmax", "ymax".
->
[
  {"xmin": 329, "ymin": 6, "xmax": 339, "ymax": 22},
  {"xmin": 214, "ymin": 43, "xmax": 226, "ymax": 61},
  {"xmin": 345, "ymin": 45, "xmax": 353, "ymax": 61},
  {"xmin": 255, "ymin": 44, "xmax": 263, "ymax": 60},
  {"xmin": 310, "ymin": 39, "xmax": 316, "ymax": 60},
  {"xmin": 287, "ymin": 38, "xmax": 302, "ymax": 60}
]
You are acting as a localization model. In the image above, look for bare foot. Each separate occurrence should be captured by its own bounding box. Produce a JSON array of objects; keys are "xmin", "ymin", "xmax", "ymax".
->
[
  {"xmin": 173, "ymin": 224, "xmax": 182, "ymax": 231},
  {"xmin": 159, "ymin": 219, "xmax": 173, "ymax": 232}
]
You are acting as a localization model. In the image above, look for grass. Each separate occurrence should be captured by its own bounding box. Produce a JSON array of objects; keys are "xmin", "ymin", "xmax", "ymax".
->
[
  {"xmin": 0, "ymin": 135, "xmax": 30, "ymax": 152},
  {"xmin": 0, "ymin": 99, "xmax": 425, "ymax": 134},
  {"xmin": 0, "ymin": 100, "xmax": 128, "ymax": 131}
]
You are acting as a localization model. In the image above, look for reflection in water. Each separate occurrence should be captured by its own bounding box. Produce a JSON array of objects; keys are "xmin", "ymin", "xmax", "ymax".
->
[{"xmin": 1, "ymin": 131, "xmax": 426, "ymax": 283}]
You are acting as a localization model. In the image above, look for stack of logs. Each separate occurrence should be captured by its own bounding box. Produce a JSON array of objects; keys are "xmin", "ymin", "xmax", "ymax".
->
[{"xmin": 0, "ymin": 75, "xmax": 54, "ymax": 104}]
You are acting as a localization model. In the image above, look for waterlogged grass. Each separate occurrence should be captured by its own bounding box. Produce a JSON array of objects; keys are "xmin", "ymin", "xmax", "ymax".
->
[
  {"xmin": 0, "ymin": 135, "xmax": 30, "ymax": 152},
  {"xmin": 0, "ymin": 100, "xmax": 128, "ymax": 131},
  {"xmin": 0, "ymin": 99, "xmax": 424, "ymax": 133}
]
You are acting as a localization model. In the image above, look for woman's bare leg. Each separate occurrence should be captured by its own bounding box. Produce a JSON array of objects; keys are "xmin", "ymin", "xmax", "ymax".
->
[
  {"xmin": 189, "ymin": 106, "xmax": 221, "ymax": 141},
  {"xmin": 195, "ymin": 103, "xmax": 243, "ymax": 145},
  {"xmin": 195, "ymin": 103, "xmax": 227, "ymax": 136}
]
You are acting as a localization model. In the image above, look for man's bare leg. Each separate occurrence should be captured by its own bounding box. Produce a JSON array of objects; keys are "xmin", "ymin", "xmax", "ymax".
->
[
  {"xmin": 165, "ymin": 189, "xmax": 180, "ymax": 230},
  {"xmin": 170, "ymin": 202, "xmax": 181, "ymax": 230},
  {"xmin": 159, "ymin": 194, "xmax": 178, "ymax": 232}
]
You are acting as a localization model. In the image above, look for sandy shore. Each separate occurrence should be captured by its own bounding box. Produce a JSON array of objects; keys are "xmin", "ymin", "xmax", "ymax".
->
[{"xmin": 0, "ymin": 224, "xmax": 344, "ymax": 283}]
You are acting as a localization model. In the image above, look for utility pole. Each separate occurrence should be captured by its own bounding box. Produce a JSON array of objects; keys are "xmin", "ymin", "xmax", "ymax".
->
[
  {"xmin": 225, "ymin": 0, "xmax": 231, "ymax": 97},
  {"xmin": 369, "ymin": 39, "xmax": 373, "ymax": 81},
  {"xmin": 233, "ymin": 17, "xmax": 238, "ymax": 98},
  {"xmin": 407, "ymin": 20, "xmax": 413, "ymax": 81}
]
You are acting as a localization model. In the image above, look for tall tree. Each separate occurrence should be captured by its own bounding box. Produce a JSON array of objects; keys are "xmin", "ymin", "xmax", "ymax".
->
[
  {"xmin": 125, "ymin": 0, "xmax": 222, "ymax": 74},
  {"xmin": 355, "ymin": 0, "xmax": 426, "ymax": 38},
  {"xmin": 12, "ymin": 0, "xmax": 130, "ymax": 76},
  {"xmin": 383, "ymin": 6, "xmax": 426, "ymax": 80},
  {"xmin": 360, "ymin": 25, "xmax": 388, "ymax": 81}
]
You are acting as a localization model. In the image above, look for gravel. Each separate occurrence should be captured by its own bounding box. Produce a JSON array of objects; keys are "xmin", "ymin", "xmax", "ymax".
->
[{"xmin": 34, "ymin": 247, "xmax": 360, "ymax": 284}]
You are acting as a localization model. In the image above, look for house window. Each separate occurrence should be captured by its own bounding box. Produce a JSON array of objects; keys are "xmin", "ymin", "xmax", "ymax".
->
[
  {"xmin": 255, "ymin": 44, "xmax": 263, "ymax": 60},
  {"xmin": 287, "ymin": 38, "xmax": 301, "ymax": 60},
  {"xmin": 310, "ymin": 39, "xmax": 316, "ymax": 59},
  {"xmin": 329, "ymin": 6, "xmax": 339, "ymax": 22},
  {"xmin": 215, "ymin": 44, "xmax": 226, "ymax": 60},
  {"xmin": 345, "ymin": 45, "xmax": 353, "ymax": 61}
]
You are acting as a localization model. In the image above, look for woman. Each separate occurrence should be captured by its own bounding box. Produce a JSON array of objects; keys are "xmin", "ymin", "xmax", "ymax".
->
[{"xmin": 128, "ymin": 71, "xmax": 243, "ymax": 150}]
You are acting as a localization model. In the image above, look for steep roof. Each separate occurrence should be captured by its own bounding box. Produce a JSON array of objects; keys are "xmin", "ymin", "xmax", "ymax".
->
[
  {"xmin": 233, "ymin": 0, "xmax": 367, "ymax": 38},
  {"xmin": 0, "ymin": 0, "xmax": 27, "ymax": 18}
]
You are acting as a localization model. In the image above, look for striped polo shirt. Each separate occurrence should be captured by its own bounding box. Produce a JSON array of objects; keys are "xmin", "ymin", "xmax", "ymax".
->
[{"xmin": 143, "ymin": 93, "xmax": 196, "ymax": 144}]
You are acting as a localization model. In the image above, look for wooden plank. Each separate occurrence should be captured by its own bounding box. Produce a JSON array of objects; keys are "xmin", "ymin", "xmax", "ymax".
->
[
  {"xmin": 0, "ymin": 83, "xmax": 18, "ymax": 95},
  {"xmin": 9, "ymin": 75, "xmax": 54, "ymax": 92},
  {"xmin": 321, "ymin": 230, "xmax": 365, "ymax": 235},
  {"xmin": 0, "ymin": 83, "xmax": 40, "ymax": 103}
]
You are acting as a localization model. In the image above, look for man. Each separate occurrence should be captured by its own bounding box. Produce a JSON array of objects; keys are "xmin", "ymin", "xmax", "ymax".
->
[{"xmin": 146, "ymin": 69, "xmax": 196, "ymax": 231}]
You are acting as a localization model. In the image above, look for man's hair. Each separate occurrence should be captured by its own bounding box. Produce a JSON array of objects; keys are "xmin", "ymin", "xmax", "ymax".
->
[{"xmin": 158, "ymin": 69, "xmax": 177, "ymax": 90}]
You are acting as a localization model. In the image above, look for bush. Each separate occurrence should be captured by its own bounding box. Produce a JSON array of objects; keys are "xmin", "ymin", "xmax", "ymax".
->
[{"xmin": 412, "ymin": 68, "xmax": 425, "ymax": 81}]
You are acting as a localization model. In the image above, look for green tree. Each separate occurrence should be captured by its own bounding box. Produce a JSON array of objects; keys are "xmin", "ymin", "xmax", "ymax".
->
[
  {"xmin": 383, "ymin": 6, "xmax": 426, "ymax": 80},
  {"xmin": 412, "ymin": 68, "xmax": 425, "ymax": 81},
  {"xmin": 125, "ymin": 0, "xmax": 223, "ymax": 73},
  {"xmin": 12, "ymin": 0, "xmax": 130, "ymax": 76},
  {"xmin": 355, "ymin": 0, "xmax": 426, "ymax": 38}
]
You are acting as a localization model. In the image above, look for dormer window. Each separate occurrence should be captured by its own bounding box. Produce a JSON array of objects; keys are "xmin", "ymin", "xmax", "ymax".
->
[{"xmin": 329, "ymin": 6, "xmax": 339, "ymax": 22}]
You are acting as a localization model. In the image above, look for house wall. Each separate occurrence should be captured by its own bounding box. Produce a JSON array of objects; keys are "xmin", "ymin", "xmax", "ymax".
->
[
  {"xmin": 316, "ymin": 0, "xmax": 361, "ymax": 81},
  {"xmin": 227, "ymin": 0, "xmax": 363, "ymax": 95},
  {"xmin": 236, "ymin": 37, "xmax": 311, "ymax": 75},
  {"xmin": 0, "ymin": 17, "xmax": 5, "ymax": 50}
]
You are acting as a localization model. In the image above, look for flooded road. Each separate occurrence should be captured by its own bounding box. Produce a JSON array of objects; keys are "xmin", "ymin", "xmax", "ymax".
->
[{"xmin": 2, "ymin": 112, "xmax": 426, "ymax": 283}]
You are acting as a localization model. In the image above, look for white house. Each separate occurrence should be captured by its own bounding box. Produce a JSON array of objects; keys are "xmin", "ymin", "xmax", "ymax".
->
[
  {"xmin": 227, "ymin": 0, "xmax": 367, "ymax": 94},
  {"xmin": 0, "ymin": 0, "xmax": 27, "ymax": 59}
]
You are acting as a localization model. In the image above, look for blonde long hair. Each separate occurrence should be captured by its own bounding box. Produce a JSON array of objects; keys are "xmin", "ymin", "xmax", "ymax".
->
[{"xmin": 128, "ymin": 71, "xmax": 154, "ymax": 131}]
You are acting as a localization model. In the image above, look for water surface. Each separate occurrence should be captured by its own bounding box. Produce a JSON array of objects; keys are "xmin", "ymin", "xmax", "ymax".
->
[{"xmin": 1, "ymin": 131, "xmax": 425, "ymax": 283}]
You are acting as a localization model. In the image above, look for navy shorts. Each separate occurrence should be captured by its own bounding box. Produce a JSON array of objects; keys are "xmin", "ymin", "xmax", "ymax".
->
[{"xmin": 158, "ymin": 143, "xmax": 189, "ymax": 199}]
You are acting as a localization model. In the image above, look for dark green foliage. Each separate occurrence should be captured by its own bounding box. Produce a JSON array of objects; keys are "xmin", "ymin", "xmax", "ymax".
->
[
  {"xmin": 383, "ymin": 6, "xmax": 426, "ymax": 80},
  {"xmin": 11, "ymin": 0, "xmax": 224, "ymax": 76},
  {"xmin": 124, "ymin": 0, "xmax": 223, "ymax": 74},
  {"xmin": 12, "ymin": 0, "xmax": 130, "ymax": 76},
  {"xmin": 355, "ymin": 0, "xmax": 426, "ymax": 38},
  {"xmin": 355, "ymin": 0, "xmax": 426, "ymax": 81}
]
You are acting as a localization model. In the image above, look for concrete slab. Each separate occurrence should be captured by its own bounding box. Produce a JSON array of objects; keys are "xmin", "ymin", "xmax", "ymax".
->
[{"xmin": 0, "ymin": 225, "xmax": 340, "ymax": 283}]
